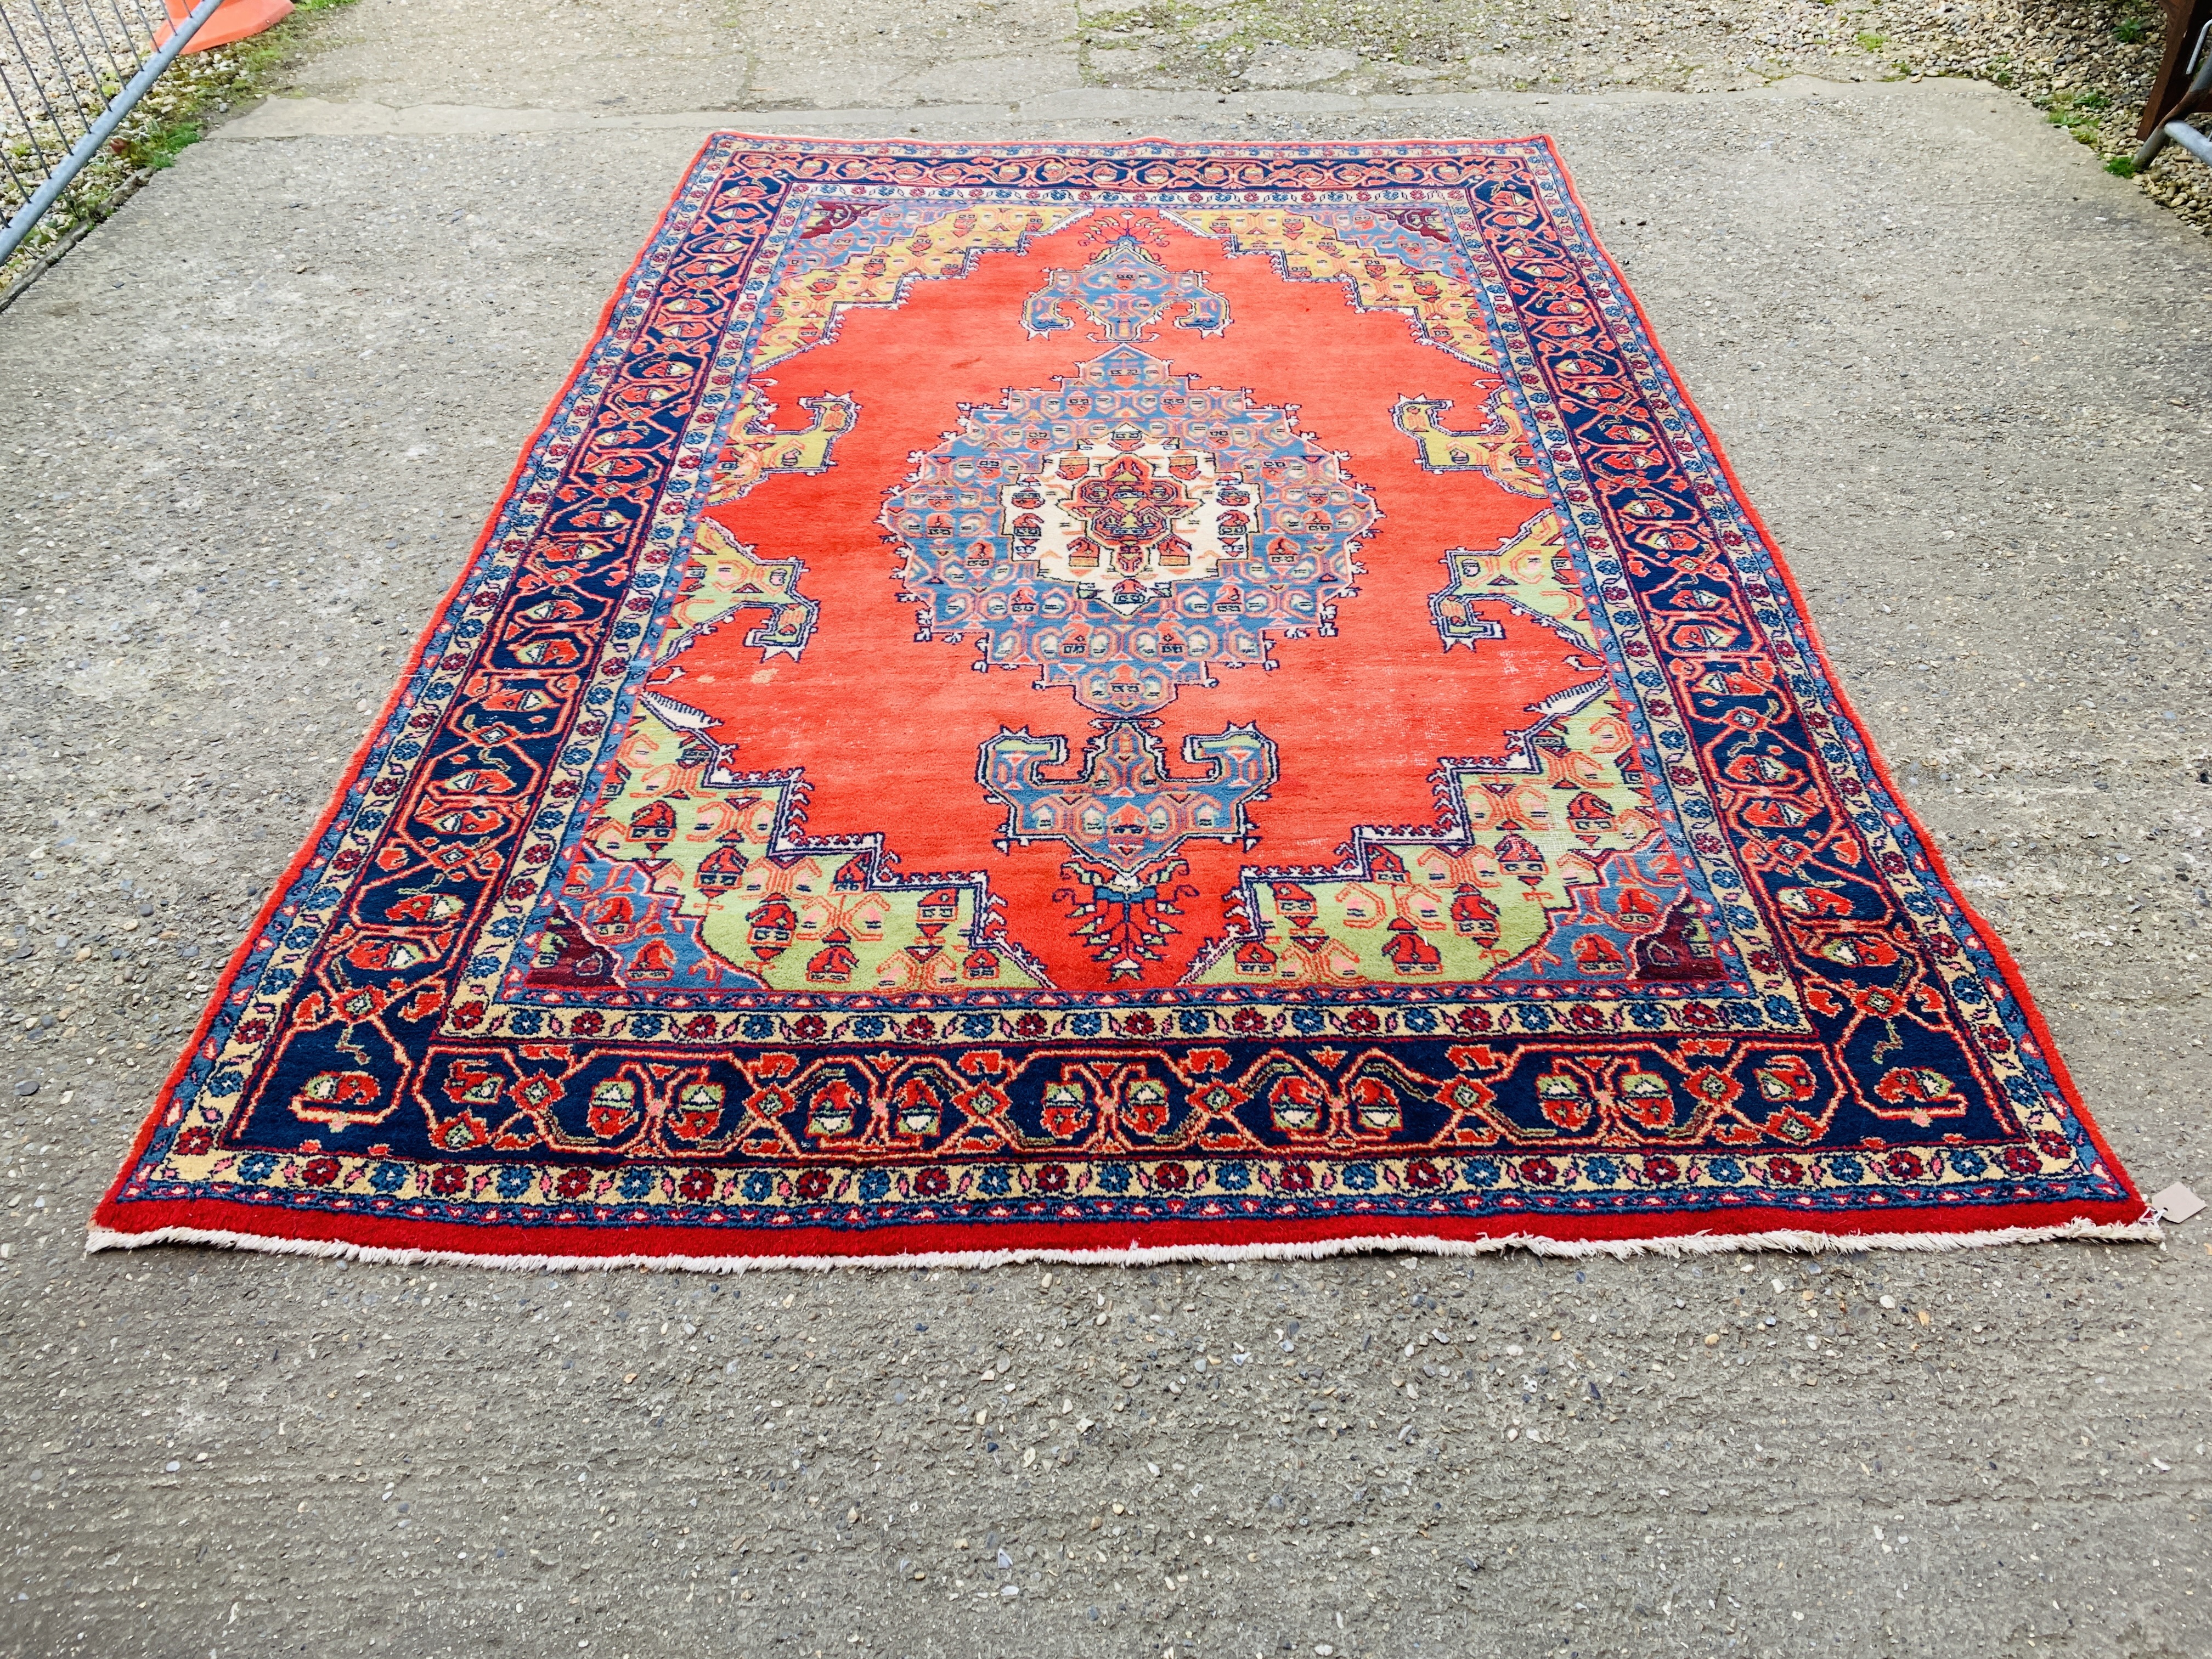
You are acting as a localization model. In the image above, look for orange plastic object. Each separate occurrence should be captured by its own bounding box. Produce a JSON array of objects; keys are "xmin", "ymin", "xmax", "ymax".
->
[{"xmin": 155, "ymin": 0, "xmax": 294, "ymax": 54}]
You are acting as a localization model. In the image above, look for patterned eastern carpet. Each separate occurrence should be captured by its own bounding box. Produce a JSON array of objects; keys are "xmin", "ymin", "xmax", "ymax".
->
[{"xmin": 91, "ymin": 137, "xmax": 2149, "ymax": 1267}]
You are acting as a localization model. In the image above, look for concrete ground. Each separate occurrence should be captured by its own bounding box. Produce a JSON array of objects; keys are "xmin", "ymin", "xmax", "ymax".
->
[{"xmin": 2, "ymin": 5, "xmax": 2210, "ymax": 1653}]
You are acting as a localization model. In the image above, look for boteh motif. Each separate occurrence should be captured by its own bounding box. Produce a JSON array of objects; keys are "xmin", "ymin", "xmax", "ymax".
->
[{"xmin": 91, "ymin": 140, "xmax": 2147, "ymax": 1266}]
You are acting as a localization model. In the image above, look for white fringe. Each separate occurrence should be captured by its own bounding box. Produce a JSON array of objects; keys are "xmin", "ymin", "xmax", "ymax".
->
[{"xmin": 84, "ymin": 1212, "xmax": 2160, "ymax": 1274}]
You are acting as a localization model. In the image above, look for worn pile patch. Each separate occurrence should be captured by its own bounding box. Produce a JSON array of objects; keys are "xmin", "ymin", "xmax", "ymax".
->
[{"xmin": 91, "ymin": 137, "xmax": 2149, "ymax": 1266}]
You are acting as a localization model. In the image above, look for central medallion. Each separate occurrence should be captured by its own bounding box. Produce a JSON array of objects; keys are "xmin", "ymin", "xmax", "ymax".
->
[
  {"xmin": 882, "ymin": 345, "xmax": 1379, "ymax": 977},
  {"xmin": 1037, "ymin": 442, "xmax": 1203, "ymax": 585},
  {"xmin": 883, "ymin": 346, "xmax": 1378, "ymax": 716}
]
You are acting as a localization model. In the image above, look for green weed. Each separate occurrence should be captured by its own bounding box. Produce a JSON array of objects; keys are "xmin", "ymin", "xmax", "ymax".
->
[
  {"xmin": 114, "ymin": 117, "xmax": 203, "ymax": 172},
  {"xmin": 2043, "ymin": 88, "xmax": 2117, "ymax": 148}
]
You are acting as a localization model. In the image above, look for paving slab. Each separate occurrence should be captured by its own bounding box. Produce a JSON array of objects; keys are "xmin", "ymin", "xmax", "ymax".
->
[{"xmin": 1, "ymin": 61, "xmax": 2209, "ymax": 1659}]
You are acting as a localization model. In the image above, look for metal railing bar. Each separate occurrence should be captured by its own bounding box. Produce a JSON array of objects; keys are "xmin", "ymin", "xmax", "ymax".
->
[
  {"xmin": 68, "ymin": 12, "xmax": 121, "ymax": 123},
  {"xmin": 0, "ymin": 139, "xmax": 35, "ymax": 202},
  {"xmin": 2162, "ymin": 119, "xmax": 2212, "ymax": 166},
  {"xmin": 1, "ymin": 4, "xmax": 80, "ymax": 148},
  {"xmin": 25, "ymin": 0, "xmax": 106, "ymax": 143},
  {"xmin": 117, "ymin": 0, "xmax": 170, "ymax": 42},
  {"xmin": 99, "ymin": 0, "xmax": 158, "ymax": 71},
  {"xmin": 0, "ymin": 101, "xmax": 44, "ymax": 201},
  {"xmin": 0, "ymin": 35, "xmax": 71, "ymax": 174},
  {"xmin": 0, "ymin": 151, "xmax": 33, "ymax": 207},
  {"xmin": 76, "ymin": 0, "xmax": 146, "ymax": 98},
  {"xmin": 2135, "ymin": 22, "xmax": 2212, "ymax": 170},
  {"xmin": 4, "ymin": 0, "xmax": 97, "ymax": 146},
  {"xmin": 50, "ymin": 0, "xmax": 120, "ymax": 89},
  {"xmin": 0, "ymin": 0, "xmax": 223, "ymax": 264}
]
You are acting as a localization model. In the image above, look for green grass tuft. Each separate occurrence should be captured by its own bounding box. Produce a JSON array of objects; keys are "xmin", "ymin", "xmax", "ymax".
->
[{"xmin": 115, "ymin": 117, "xmax": 204, "ymax": 172}]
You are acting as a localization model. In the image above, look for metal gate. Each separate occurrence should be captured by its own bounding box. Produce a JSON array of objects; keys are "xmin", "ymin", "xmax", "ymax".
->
[{"xmin": 0, "ymin": 0, "xmax": 224, "ymax": 281}]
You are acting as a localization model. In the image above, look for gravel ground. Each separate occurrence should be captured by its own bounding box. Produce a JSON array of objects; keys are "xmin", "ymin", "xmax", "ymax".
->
[
  {"xmin": 9, "ymin": 0, "xmax": 2210, "ymax": 247},
  {"xmin": 277, "ymin": 0, "xmax": 2212, "ymax": 234},
  {"xmin": 1074, "ymin": 0, "xmax": 2212, "ymax": 234},
  {"xmin": 1080, "ymin": 0, "xmax": 2212, "ymax": 229}
]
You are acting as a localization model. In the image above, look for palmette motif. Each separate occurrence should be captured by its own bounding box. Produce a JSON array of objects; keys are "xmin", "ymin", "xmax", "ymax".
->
[{"xmin": 95, "ymin": 138, "xmax": 2141, "ymax": 1262}]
